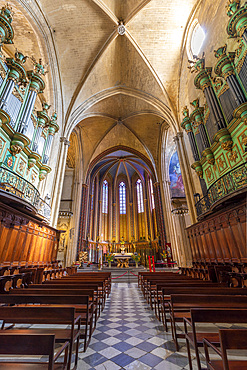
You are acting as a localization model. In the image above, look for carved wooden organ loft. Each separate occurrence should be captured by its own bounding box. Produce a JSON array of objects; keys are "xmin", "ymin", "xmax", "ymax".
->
[
  {"xmin": 0, "ymin": 5, "xmax": 60, "ymax": 265},
  {"xmin": 183, "ymin": 1, "xmax": 247, "ymax": 270}
]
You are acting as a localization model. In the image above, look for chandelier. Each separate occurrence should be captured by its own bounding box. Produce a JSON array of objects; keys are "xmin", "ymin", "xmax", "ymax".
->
[{"xmin": 171, "ymin": 206, "xmax": 189, "ymax": 215}]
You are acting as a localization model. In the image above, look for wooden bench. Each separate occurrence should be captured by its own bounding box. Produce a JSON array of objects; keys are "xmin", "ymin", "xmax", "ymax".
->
[
  {"xmin": 10, "ymin": 288, "xmax": 99, "ymax": 328},
  {"xmin": 168, "ymin": 294, "xmax": 247, "ymax": 351},
  {"xmin": 184, "ymin": 308, "xmax": 247, "ymax": 370},
  {"xmin": 30, "ymin": 284, "xmax": 102, "ymax": 316},
  {"xmin": 0, "ymin": 306, "xmax": 80, "ymax": 369},
  {"xmin": 160, "ymin": 287, "xmax": 247, "ymax": 331},
  {"xmin": 149, "ymin": 281, "xmax": 224, "ymax": 313},
  {"xmin": 41, "ymin": 280, "xmax": 106, "ymax": 310},
  {"xmin": 0, "ymin": 332, "xmax": 69, "ymax": 369},
  {"xmin": 204, "ymin": 328, "xmax": 247, "ymax": 370},
  {"xmin": 0, "ymin": 295, "xmax": 92, "ymax": 353}
]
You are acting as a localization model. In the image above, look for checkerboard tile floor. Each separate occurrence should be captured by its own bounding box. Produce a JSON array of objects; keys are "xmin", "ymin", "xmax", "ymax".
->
[{"xmin": 78, "ymin": 283, "xmax": 201, "ymax": 369}]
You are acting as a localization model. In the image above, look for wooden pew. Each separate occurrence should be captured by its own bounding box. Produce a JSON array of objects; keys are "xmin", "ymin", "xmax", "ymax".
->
[
  {"xmin": 148, "ymin": 280, "xmax": 223, "ymax": 311},
  {"xmin": 0, "ymin": 333, "xmax": 69, "ymax": 369},
  {"xmin": 0, "ymin": 306, "xmax": 80, "ymax": 369},
  {"xmin": 10, "ymin": 288, "xmax": 99, "ymax": 328},
  {"xmin": 0, "ymin": 295, "xmax": 92, "ymax": 353},
  {"xmin": 29, "ymin": 281, "xmax": 103, "ymax": 319},
  {"xmin": 160, "ymin": 286, "xmax": 247, "ymax": 330},
  {"xmin": 184, "ymin": 308, "xmax": 247, "ymax": 370},
  {"xmin": 41, "ymin": 280, "xmax": 106, "ymax": 310},
  {"xmin": 204, "ymin": 328, "xmax": 247, "ymax": 370},
  {"xmin": 168, "ymin": 294, "xmax": 247, "ymax": 351}
]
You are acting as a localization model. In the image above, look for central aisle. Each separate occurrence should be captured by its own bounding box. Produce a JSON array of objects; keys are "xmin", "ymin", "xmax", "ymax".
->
[{"xmin": 78, "ymin": 283, "xmax": 194, "ymax": 369}]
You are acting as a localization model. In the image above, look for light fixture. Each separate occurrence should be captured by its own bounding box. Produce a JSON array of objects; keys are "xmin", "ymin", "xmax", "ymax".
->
[{"xmin": 171, "ymin": 206, "xmax": 189, "ymax": 215}]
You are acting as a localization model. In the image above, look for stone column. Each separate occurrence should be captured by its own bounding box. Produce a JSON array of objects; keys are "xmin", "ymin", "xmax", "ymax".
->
[
  {"xmin": 172, "ymin": 211, "xmax": 192, "ymax": 267},
  {"xmin": 173, "ymin": 133, "xmax": 197, "ymax": 223},
  {"xmin": 50, "ymin": 137, "xmax": 70, "ymax": 226},
  {"xmin": 214, "ymin": 46, "xmax": 246, "ymax": 106},
  {"xmin": 153, "ymin": 182, "xmax": 166, "ymax": 248},
  {"xmin": 77, "ymin": 184, "xmax": 89, "ymax": 254}
]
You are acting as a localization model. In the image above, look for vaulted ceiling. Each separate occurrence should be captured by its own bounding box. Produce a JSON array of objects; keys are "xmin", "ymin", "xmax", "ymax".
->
[{"xmin": 9, "ymin": 0, "xmax": 200, "ymax": 173}]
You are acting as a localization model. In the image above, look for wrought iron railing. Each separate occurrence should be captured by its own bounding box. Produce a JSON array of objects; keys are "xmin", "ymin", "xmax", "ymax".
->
[
  {"xmin": 0, "ymin": 165, "xmax": 51, "ymax": 220},
  {"xmin": 195, "ymin": 162, "xmax": 247, "ymax": 217}
]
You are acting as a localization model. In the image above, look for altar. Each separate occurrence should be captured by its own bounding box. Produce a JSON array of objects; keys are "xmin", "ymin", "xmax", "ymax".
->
[{"xmin": 113, "ymin": 253, "xmax": 132, "ymax": 268}]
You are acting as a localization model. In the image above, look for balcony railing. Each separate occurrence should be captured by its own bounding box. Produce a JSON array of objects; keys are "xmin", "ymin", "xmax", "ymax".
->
[
  {"xmin": 195, "ymin": 162, "xmax": 247, "ymax": 218},
  {"xmin": 0, "ymin": 165, "xmax": 51, "ymax": 220}
]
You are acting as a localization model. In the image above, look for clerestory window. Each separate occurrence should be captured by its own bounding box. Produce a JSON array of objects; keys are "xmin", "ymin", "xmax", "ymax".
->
[
  {"xmin": 119, "ymin": 181, "xmax": 126, "ymax": 214},
  {"xmin": 136, "ymin": 179, "xmax": 144, "ymax": 213},
  {"xmin": 102, "ymin": 180, "xmax": 108, "ymax": 214}
]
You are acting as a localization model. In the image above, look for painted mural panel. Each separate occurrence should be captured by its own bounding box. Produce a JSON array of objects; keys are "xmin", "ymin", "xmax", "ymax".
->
[{"xmin": 169, "ymin": 151, "xmax": 185, "ymax": 198}]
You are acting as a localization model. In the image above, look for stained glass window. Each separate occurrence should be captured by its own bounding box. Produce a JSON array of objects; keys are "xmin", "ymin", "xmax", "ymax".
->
[
  {"xmin": 102, "ymin": 180, "xmax": 108, "ymax": 213},
  {"xmin": 119, "ymin": 181, "xmax": 126, "ymax": 214},
  {"xmin": 150, "ymin": 179, "xmax": 155, "ymax": 210},
  {"xmin": 136, "ymin": 179, "xmax": 144, "ymax": 213}
]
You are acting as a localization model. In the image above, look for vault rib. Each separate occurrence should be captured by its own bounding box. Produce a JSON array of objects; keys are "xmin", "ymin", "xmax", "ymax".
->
[
  {"xmin": 65, "ymin": 29, "xmax": 119, "ymax": 126},
  {"xmin": 91, "ymin": 0, "xmax": 119, "ymax": 25}
]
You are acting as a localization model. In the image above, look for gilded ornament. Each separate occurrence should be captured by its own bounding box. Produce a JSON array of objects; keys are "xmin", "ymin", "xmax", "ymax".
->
[
  {"xmin": 30, "ymin": 56, "xmax": 48, "ymax": 76},
  {"xmin": 226, "ymin": 0, "xmax": 240, "ymax": 17},
  {"xmin": 241, "ymin": 133, "xmax": 247, "ymax": 150},
  {"xmin": 10, "ymin": 144, "xmax": 22, "ymax": 155},
  {"xmin": 228, "ymin": 150, "xmax": 238, "ymax": 162},
  {"xmin": 197, "ymin": 170, "xmax": 203, "ymax": 178},
  {"xmin": 218, "ymin": 157, "xmax": 226, "ymax": 170},
  {"xmin": 182, "ymin": 106, "xmax": 189, "ymax": 117},
  {"xmin": 18, "ymin": 160, "xmax": 24, "ymax": 173},
  {"xmin": 221, "ymin": 140, "xmax": 233, "ymax": 151}
]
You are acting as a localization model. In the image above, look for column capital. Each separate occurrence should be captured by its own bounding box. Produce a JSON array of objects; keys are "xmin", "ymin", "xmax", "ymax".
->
[
  {"xmin": 60, "ymin": 136, "xmax": 70, "ymax": 146},
  {"xmin": 177, "ymin": 131, "xmax": 183, "ymax": 138},
  {"xmin": 173, "ymin": 135, "xmax": 179, "ymax": 143}
]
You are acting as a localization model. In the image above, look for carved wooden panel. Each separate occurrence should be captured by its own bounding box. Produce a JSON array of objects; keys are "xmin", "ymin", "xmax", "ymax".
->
[
  {"xmin": 0, "ymin": 202, "xmax": 59, "ymax": 264},
  {"xmin": 187, "ymin": 199, "xmax": 247, "ymax": 263}
]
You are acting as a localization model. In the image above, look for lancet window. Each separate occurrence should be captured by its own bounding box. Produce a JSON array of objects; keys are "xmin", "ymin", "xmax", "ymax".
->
[
  {"xmin": 150, "ymin": 179, "xmax": 155, "ymax": 210},
  {"xmin": 136, "ymin": 179, "xmax": 144, "ymax": 213},
  {"xmin": 102, "ymin": 180, "xmax": 108, "ymax": 214},
  {"xmin": 119, "ymin": 181, "xmax": 126, "ymax": 214}
]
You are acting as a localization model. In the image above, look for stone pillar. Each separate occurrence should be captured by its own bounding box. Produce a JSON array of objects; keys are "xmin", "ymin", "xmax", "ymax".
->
[
  {"xmin": 42, "ymin": 112, "xmax": 59, "ymax": 165},
  {"xmin": 153, "ymin": 182, "xmax": 166, "ymax": 248},
  {"xmin": 173, "ymin": 133, "xmax": 197, "ymax": 223},
  {"xmin": 172, "ymin": 211, "xmax": 192, "ymax": 267},
  {"xmin": 129, "ymin": 202, "xmax": 134, "ymax": 241},
  {"xmin": 50, "ymin": 137, "xmax": 70, "ymax": 226},
  {"xmin": 77, "ymin": 184, "xmax": 89, "ymax": 254},
  {"xmin": 214, "ymin": 46, "xmax": 246, "ymax": 106},
  {"xmin": 0, "ymin": 52, "xmax": 27, "ymax": 110}
]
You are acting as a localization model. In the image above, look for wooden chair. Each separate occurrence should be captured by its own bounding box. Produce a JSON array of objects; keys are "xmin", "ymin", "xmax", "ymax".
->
[
  {"xmin": 204, "ymin": 329, "xmax": 247, "ymax": 370},
  {"xmin": 0, "ymin": 333, "xmax": 69, "ymax": 369}
]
